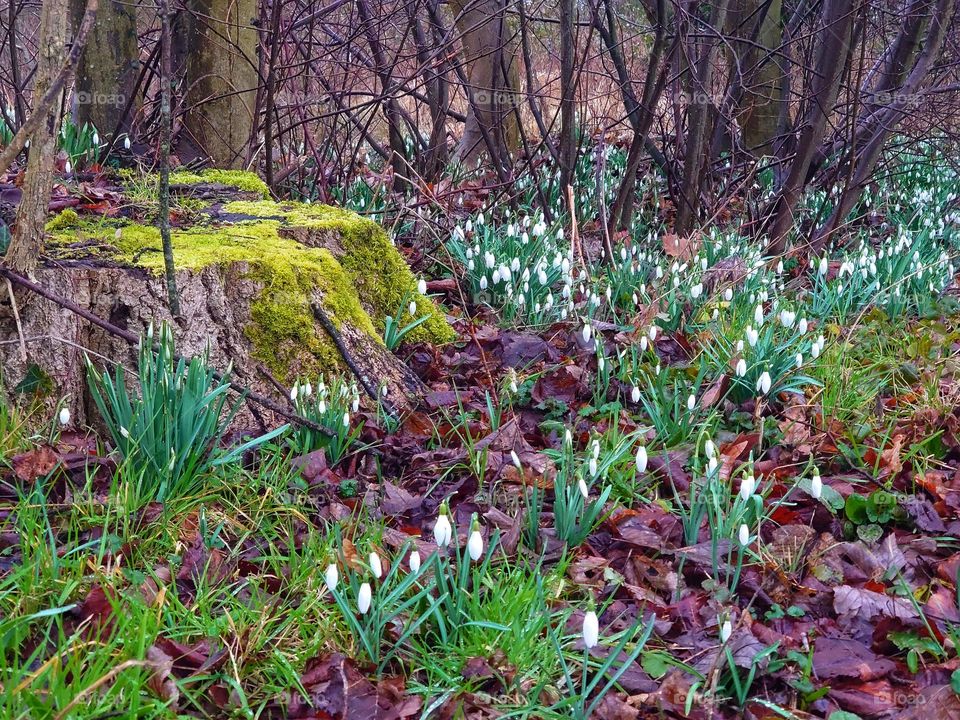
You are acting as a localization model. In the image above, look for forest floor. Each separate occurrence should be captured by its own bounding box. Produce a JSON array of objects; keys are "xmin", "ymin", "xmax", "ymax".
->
[{"xmin": 3, "ymin": 152, "xmax": 960, "ymax": 720}]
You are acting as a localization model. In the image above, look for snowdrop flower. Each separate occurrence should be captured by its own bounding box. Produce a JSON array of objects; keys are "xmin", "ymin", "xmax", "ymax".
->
[
  {"xmin": 738, "ymin": 523, "xmax": 750, "ymax": 547},
  {"xmin": 577, "ymin": 477, "xmax": 590, "ymax": 499},
  {"xmin": 358, "ymin": 582, "xmax": 372, "ymax": 614},
  {"xmin": 434, "ymin": 502, "xmax": 453, "ymax": 547},
  {"xmin": 290, "ymin": 384, "xmax": 299, "ymax": 401},
  {"xmin": 479, "ymin": 276, "xmax": 488, "ymax": 291},
  {"xmin": 720, "ymin": 619, "xmax": 732, "ymax": 643},
  {"xmin": 342, "ymin": 412, "xmax": 350, "ymax": 427},
  {"xmin": 409, "ymin": 301, "xmax": 417, "ymax": 317},
  {"xmin": 64, "ymin": 161, "xmax": 72, "ymax": 176},
  {"xmin": 811, "ymin": 469, "xmax": 822, "ymax": 500},
  {"xmin": 369, "ymin": 552, "xmax": 383, "ymax": 579},
  {"xmin": 818, "ymin": 256, "xmax": 828, "ymax": 276},
  {"xmin": 811, "ymin": 341, "xmax": 821, "ymax": 359},
  {"xmin": 745, "ymin": 326, "xmax": 759, "ymax": 348},
  {"xmin": 582, "ymin": 324, "xmax": 592, "ymax": 342},
  {"xmin": 691, "ymin": 283, "xmax": 703, "ymax": 299},
  {"xmin": 686, "ymin": 393, "xmax": 696, "ymax": 411},
  {"xmin": 779, "ymin": 309, "xmax": 795, "ymax": 328},
  {"xmin": 635, "ymin": 445, "xmax": 648, "ymax": 474},
  {"xmin": 739, "ymin": 474, "xmax": 755, "ymax": 501},
  {"xmin": 467, "ymin": 517, "xmax": 484, "ymax": 562},
  {"xmin": 305, "ymin": 382, "xmax": 313, "ymax": 397},
  {"xmin": 798, "ymin": 317, "xmax": 808, "ymax": 334},
  {"xmin": 589, "ymin": 457, "xmax": 598, "ymax": 477},
  {"xmin": 92, "ymin": 131, "xmax": 100, "ymax": 146},
  {"xmin": 757, "ymin": 371, "xmax": 772, "ymax": 395},
  {"xmin": 123, "ymin": 136, "xmax": 131, "ymax": 150},
  {"xmin": 408, "ymin": 550, "xmax": 421, "ymax": 573},
  {"xmin": 120, "ymin": 426, "xmax": 131, "ymax": 439},
  {"xmin": 735, "ymin": 358, "xmax": 747, "ymax": 377},
  {"xmin": 704, "ymin": 439, "xmax": 716, "ymax": 460},
  {"xmin": 754, "ymin": 304, "xmax": 764, "ymax": 325},
  {"xmin": 796, "ymin": 353, "xmax": 803, "ymax": 368},
  {"xmin": 417, "ymin": 277, "xmax": 427, "ymax": 295},
  {"xmin": 324, "ymin": 562, "xmax": 339, "ymax": 591},
  {"xmin": 648, "ymin": 326, "xmax": 658, "ymax": 342},
  {"xmin": 582, "ymin": 609, "xmax": 599, "ymax": 649},
  {"xmin": 631, "ymin": 385, "xmax": 640, "ymax": 403},
  {"xmin": 723, "ymin": 288, "xmax": 733, "ymax": 302},
  {"xmin": 58, "ymin": 407, "xmax": 70, "ymax": 426},
  {"xmin": 511, "ymin": 450, "xmax": 522, "ymax": 471}
]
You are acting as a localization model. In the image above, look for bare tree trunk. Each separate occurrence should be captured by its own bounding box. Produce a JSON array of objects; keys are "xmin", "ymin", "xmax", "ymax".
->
[
  {"xmin": 448, "ymin": 0, "xmax": 520, "ymax": 167},
  {"xmin": 766, "ymin": 0, "xmax": 855, "ymax": 252},
  {"xmin": 4, "ymin": 0, "xmax": 71, "ymax": 275},
  {"xmin": 558, "ymin": 0, "xmax": 577, "ymax": 194},
  {"xmin": 675, "ymin": 0, "xmax": 732, "ymax": 235},
  {"xmin": 182, "ymin": 0, "xmax": 259, "ymax": 168},
  {"xmin": 70, "ymin": 0, "xmax": 139, "ymax": 138}
]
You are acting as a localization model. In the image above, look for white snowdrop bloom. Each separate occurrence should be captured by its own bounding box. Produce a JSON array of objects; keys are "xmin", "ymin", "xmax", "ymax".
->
[
  {"xmin": 735, "ymin": 358, "xmax": 747, "ymax": 377},
  {"xmin": 358, "ymin": 582, "xmax": 372, "ymax": 614},
  {"xmin": 479, "ymin": 276, "xmax": 488, "ymax": 291},
  {"xmin": 779, "ymin": 310, "xmax": 795, "ymax": 328},
  {"xmin": 745, "ymin": 326, "xmax": 759, "ymax": 347},
  {"xmin": 811, "ymin": 341, "xmax": 820, "ymax": 359},
  {"xmin": 583, "ymin": 610, "xmax": 599, "ymax": 649},
  {"xmin": 776, "ymin": 260, "xmax": 784, "ymax": 274},
  {"xmin": 798, "ymin": 317, "xmax": 809, "ymax": 334},
  {"xmin": 433, "ymin": 507, "xmax": 453, "ymax": 547},
  {"xmin": 754, "ymin": 304, "xmax": 764, "ymax": 326},
  {"xmin": 409, "ymin": 301, "xmax": 417, "ymax": 317},
  {"xmin": 720, "ymin": 619, "xmax": 732, "ymax": 643},
  {"xmin": 686, "ymin": 393, "xmax": 696, "ymax": 410},
  {"xmin": 582, "ymin": 324, "xmax": 592, "ymax": 342},
  {"xmin": 705, "ymin": 439, "xmax": 716, "ymax": 460},
  {"xmin": 796, "ymin": 353, "xmax": 803, "ymax": 368},
  {"xmin": 64, "ymin": 161, "xmax": 72, "ymax": 176},
  {"xmin": 738, "ymin": 524, "xmax": 750, "ymax": 547},
  {"xmin": 511, "ymin": 257, "xmax": 521, "ymax": 273},
  {"xmin": 736, "ymin": 340, "xmax": 744, "ymax": 353},
  {"xmin": 811, "ymin": 470, "xmax": 822, "ymax": 500},
  {"xmin": 649, "ymin": 326, "xmax": 658, "ymax": 342},
  {"xmin": 589, "ymin": 457, "xmax": 598, "ymax": 477},
  {"xmin": 369, "ymin": 552, "xmax": 383, "ymax": 579},
  {"xmin": 318, "ymin": 399, "xmax": 327, "ymax": 413},
  {"xmin": 417, "ymin": 277, "xmax": 427, "ymax": 295},
  {"xmin": 510, "ymin": 450, "xmax": 523, "ymax": 472},
  {"xmin": 123, "ymin": 136, "xmax": 131, "ymax": 150},
  {"xmin": 757, "ymin": 371, "xmax": 772, "ymax": 395},
  {"xmin": 578, "ymin": 477, "xmax": 590, "ymax": 499},
  {"xmin": 655, "ymin": 363, "xmax": 661, "ymax": 376},
  {"xmin": 691, "ymin": 283, "xmax": 703, "ymax": 299},
  {"xmin": 290, "ymin": 384, "xmax": 299, "ymax": 401},
  {"xmin": 818, "ymin": 256, "xmax": 828, "ymax": 275},
  {"xmin": 408, "ymin": 550, "xmax": 421, "ymax": 573},
  {"xmin": 343, "ymin": 412, "xmax": 350, "ymax": 427},
  {"xmin": 739, "ymin": 474, "xmax": 755, "ymax": 501},
  {"xmin": 467, "ymin": 521, "xmax": 484, "ymax": 562},
  {"xmin": 58, "ymin": 407, "xmax": 71, "ymax": 426},
  {"xmin": 305, "ymin": 382, "xmax": 313, "ymax": 397},
  {"xmin": 635, "ymin": 446, "xmax": 648, "ymax": 473},
  {"xmin": 324, "ymin": 562, "xmax": 339, "ymax": 591},
  {"xmin": 120, "ymin": 426, "xmax": 131, "ymax": 439},
  {"xmin": 723, "ymin": 288, "xmax": 733, "ymax": 302},
  {"xmin": 631, "ymin": 385, "xmax": 640, "ymax": 403},
  {"xmin": 597, "ymin": 355, "xmax": 605, "ymax": 373},
  {"xmin": 640, "ymin": 337, "xmax": 648, "ymax": 352}
]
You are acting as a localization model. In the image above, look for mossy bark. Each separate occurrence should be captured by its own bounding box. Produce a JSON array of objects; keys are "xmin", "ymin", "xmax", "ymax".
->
[{"xmin": 0, "ymin": 172, "xmax": 454, "ymax": 423}]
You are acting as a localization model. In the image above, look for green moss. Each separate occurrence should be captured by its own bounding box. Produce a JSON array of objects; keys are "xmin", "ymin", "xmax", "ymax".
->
[
  {"xmin": 168, "ymin": 170, "xmax": 271, "ymax": 199},
  {"xmin": 46, "ymin": 197, "xmax": 454, "ymax": 378},
  {"xmin": 45, "ymin": 209, "xmax": 80, "ymax": 233}
]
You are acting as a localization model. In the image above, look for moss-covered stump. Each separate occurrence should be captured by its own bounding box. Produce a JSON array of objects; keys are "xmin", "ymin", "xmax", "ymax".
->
[{"xmin": 0, "ymin": 172, "xmax": 453, "ymax": 424}]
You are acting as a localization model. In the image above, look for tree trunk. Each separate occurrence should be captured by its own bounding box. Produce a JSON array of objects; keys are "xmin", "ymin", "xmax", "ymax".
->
[
  {"xmin": 448, "ymin": 0, "xmax": 520, "ymax": 167},
  {"xmin": 182, "ymin": 0, "xmax": 259, "ymax": 168},
  {"xmin": 4, "ymin": 0, "xmax": 70, "ymax": 275},
  {"xmin": 558, "ymin": 0, "xmax": 576, "ymax": 193},
  {"xmin": 70, "ymin": 0, "xmax": 139, "ymax": 137},
  {"xmin": 734, "ymin": 0, "xmax": 784, "ymax": 155}
]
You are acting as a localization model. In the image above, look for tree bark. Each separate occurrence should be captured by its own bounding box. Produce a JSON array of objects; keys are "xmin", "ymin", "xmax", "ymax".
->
[
  {"xmin": 182, "ymin": 0, "xmax": 259, "ymax": 168},
  {"xmin": 70, "ymin": 0, "xmax": 139, "ymax": 137},
  {"xmin": 5, "ymin": 0, "xmax": 71, "ymax": 275}
]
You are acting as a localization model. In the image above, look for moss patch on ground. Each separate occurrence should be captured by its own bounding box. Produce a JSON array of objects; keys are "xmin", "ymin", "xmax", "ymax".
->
[
  {"xmin": 45, "ymin": 188, "xmax": 453, "ymax": 379},
  {"xmin": 167, "ymin": 170, "xmax": 271, "ymax": 199}
]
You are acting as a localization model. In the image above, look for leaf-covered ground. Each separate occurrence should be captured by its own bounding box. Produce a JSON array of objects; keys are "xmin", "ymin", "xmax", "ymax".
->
[{"xmin": 3, "ymin": 147, "xmax": 960, "ymax": 719}]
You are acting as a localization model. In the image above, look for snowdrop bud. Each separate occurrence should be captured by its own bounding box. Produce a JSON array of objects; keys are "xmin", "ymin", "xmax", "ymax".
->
[
  {"xmin": 597, "ymin": 355, "xmax": 605, "ymax": 373},
  {"xmin": 564, "ymin": 428, "xmax": 573, "ymax": 446},
  {"xmin": 589, "ymin": 457, "xmax": 598, "ymax": 477},
  {"xmin": 757, "ymin": 371, "xmax": 772, "ymax": 395},
  {"xmin": 58, "ymin": 407, "xmax": 70, "ymax": 426},
  {"xmin": 583, "ymin": 610, "xmax": 599, "ymax": 649},
  {"xmin": 738, "ymin": 523, "xmax": 750, "ymax": 547},
  {"xmin": 511, "ymin": 450, "xmax": 522, "ymax": 471},
  {"xmin": 582, "ymin": 324, "xmax": 592, "ymax": 342},
  {"xmin": 687, "ymin": 393, "xmax": 696, "ymax": 410},
  {"xmin": 649, "ymin": 326, "xmax": 658, "ymax": 342},
  {"xmin": 635, "ymin": 445, "xmax": 648, "ymax": 473},
  {"xmin": 811, "ymin": 470, "xmax": 822, "ymax": 500},
  {"xmin": 343, "ymin": 412, "xmax": 350, "ymax": 427},
  {"xmin": 408, "ymin": 550, "xmax": 421, "ymax": 573},
  {"xmin": 739, "ymin": 474, "xmax": 755, "ymax": 501},
  {"xmin": 120, "ymin": 426, "xmax": 131, "ymax": 439},
  {"xmin": 723, "ymin": 288, "xmax": 733, "ymax": 302},
  {"xmin": 578, "ymin": 477, "xmax": 590, "ymax": 499},
  {"xmin": 324, "ymin": 562, "xmax": 338, "ymax": 591},
  {"xmin": 434, "ymin": 502, "xmax": 453, "ymax": 547},
  {"xmin": 467, "ymin": 517, "xmax": 484, "ymax": 561},
  {"xmin": 811, "ymin": 341, "xmax": 821, "ymax": 359},
  {"xmin": 409, "ymin": 301, "xmax": 417, "ymax": 316},
  {"xmin": 123, "ymin": 136, "xmax": 131, "ymax": 150},
  {"xmin": 704, "ymin": 439, "xmax": 716, "ymax": 460},
  {"xmin": 305, "ymin": 382, "xmax": 313, "ymax": 397},
  {"xmin": 417, "ymin": 277, "xmax": 427, "ymax": 295},
  {"xmin": 357, "ymin": 582, "xmax": 372, "ymax": 614},
  {"xmin": 796, "ymin": 353, "xmax": 803, "ymax": 368},
  {"xmin": 735, "ymin": 358, "xmax": 747, "ymax": 377},
  {"xmin": 631, "ymin": 385, "xmax": 640, "ymax": 403},
  {"xmin": 64, "ymin": 161, "xmax": 72, "ymax": 176},
  {"xmin": 720, "ymin": 619, "xmax": 732, "ymax": 643},
  {"xmin": 290, "ymin": 384, "xmax": 298, "ymax": 401},
  {"xmin": 369, "ymin": 552, "xmax": 383, "ymax": 579}
]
